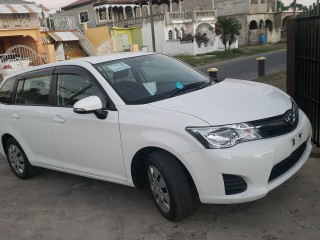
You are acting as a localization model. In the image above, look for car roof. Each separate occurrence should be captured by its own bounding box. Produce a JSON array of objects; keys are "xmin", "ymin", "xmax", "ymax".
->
[{"xmin": 4, "ymin": 52, "xmax": 155, "ymax": 80}]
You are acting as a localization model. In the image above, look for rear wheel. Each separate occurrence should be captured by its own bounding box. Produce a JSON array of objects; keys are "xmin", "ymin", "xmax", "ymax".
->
[
  {"xmin": 146, "ymin": 151, "xmax": 195, "ymax": 221},
  {"xmin": 5, "ymin": 138, "xmax": 37, "ymax": 179}
]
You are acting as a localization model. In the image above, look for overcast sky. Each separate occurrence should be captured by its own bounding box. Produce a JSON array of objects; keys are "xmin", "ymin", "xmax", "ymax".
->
[{"xmin": 29, "ymin": 0, "xmax": 318, "ymax": 12}]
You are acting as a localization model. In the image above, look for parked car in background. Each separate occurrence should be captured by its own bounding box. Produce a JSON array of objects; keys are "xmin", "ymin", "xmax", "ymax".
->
[
  {"xmin": 0, "ymin": 53, "xmax": 31, "ymax": 77},
  {"xmin": 0, "ymin": 53, "xmax": 312, "ymax": 221}
]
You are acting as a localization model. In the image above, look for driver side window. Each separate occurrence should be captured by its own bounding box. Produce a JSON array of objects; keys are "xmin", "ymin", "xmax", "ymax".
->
[{"xmin": 57, "ymin": 74, "xmax": 107, "ymax": 108}]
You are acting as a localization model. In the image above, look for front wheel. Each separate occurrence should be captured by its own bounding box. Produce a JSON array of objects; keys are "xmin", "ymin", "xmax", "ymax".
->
[
  {"xmin": 146, "ymin": 151, "xmax": 195, "ymax": 221},
  {"xmin": 5, "ymin": 138, "xmax": 38, "ymax": 179}
]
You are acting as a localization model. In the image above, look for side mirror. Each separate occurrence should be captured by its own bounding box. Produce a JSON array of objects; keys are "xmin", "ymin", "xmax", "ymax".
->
[{"xmin": 73, "ymin": 96, "xmax": 108, "ymax": 119}]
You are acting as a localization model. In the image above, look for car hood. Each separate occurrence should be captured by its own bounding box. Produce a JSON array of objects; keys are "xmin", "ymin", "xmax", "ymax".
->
[{"xmin": 149, "ymin": 79, "xmax": 292, "ymax": 126}]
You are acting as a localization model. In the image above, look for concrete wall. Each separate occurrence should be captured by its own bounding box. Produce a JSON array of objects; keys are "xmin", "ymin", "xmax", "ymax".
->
[
  {"xmin": 266, "ymin": 27, "xmax": 281, "ymax": 43},
  {"xmin": 84, "ymin": 26, "xmax": 114, "ymax": 54},
  {"xmin": 215, "ymin": 0, "xmax": 248, "ymax": 16},
  {"xmin": 55, "ymin": 5, "xmax": 96, "ymax": 30},
  {"xmin": 142, "ymin": 20, "xmax": 238, "ymax": 56},
  {"xmin": 182, "ymin": 0, "xmax": 214, "ymax": 11},
  {"xmin": 142, "ymin": 21, "xmax": 166, "ymax": 52},
  {"xmin": 0, "ymin": 29, "xmax": 44, "ymax": 54}
]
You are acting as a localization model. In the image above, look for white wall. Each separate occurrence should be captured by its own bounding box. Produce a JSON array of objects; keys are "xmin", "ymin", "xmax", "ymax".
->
[
  {"xmin": 267, "ymin": 28, "xmax": 281, "ymax": 43},
  {"xmin": 142, "ymin": 22, "xmax": 238, "ymax": 56},
  {"xmin": 142, "ymin": 21, "xmax": 166, "ymax": 52}
]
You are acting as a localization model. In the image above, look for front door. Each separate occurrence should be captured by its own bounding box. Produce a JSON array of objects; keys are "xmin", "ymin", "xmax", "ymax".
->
[{"xmin": 50, "ymin": 66, "xmax": 127, "ymax": 182}]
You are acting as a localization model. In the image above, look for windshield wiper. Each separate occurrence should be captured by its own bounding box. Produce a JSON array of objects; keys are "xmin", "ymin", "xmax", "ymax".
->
[
  {"xmin": 167, "ymin": 81, "xmax": 208, "ymax": 98},
  {"xmin": 198, "ymin": 78, "xmax": 215, "ymax": 89}
]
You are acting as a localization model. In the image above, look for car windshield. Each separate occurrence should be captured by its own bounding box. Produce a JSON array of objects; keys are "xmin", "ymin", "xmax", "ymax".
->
[{"xmin": 94, "ymin": 54, "xmax": 212, "ymax": 105}]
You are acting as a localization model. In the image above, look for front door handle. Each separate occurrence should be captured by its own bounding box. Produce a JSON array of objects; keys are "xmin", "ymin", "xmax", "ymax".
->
[
  {"xmin": 51, "ymin": 115, "xmax": 65, "ymax": 123},
  {"xmin": 11, "ymin": 113, "xmax": 20, "ymax": 119}
]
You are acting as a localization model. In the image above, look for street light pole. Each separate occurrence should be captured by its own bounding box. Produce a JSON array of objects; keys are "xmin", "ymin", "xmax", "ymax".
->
[{"xmin": 149, "ymin": 0, "xmax": 156, "ymax": 52}]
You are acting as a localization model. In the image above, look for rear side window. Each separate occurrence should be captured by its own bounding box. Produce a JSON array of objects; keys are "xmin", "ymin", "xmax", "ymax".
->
[
  {"xmin": 0, "ymin": 77, "xmax": 16, "ymax": 104},
  {"xmin": 15, "ymin": 75, "xmax": 51, "ymax": 105}
]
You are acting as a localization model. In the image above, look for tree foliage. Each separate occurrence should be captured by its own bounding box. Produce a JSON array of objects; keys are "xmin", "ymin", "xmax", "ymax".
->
[
  {"xmin": 277, "ymin": 0, "xmax": 285, "ymax": 11},
  {"xmin": 216, "ymin": 16, "xmax": 242, "ymax": 50}
]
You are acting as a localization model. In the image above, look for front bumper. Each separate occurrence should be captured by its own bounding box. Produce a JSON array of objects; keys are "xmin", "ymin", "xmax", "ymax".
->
[{"xmin": 180, "ymin": 110, "xmax": 312, "ymax": 204}]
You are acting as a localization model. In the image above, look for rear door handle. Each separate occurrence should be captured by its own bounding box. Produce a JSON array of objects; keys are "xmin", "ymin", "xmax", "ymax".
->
[
  {"xmin": 51, "ymin": 115, "xmax": 65, "ymax": 123},
  {"xmin": 11, "ymin": 113, "xmax": 20, "ymax": 119}
]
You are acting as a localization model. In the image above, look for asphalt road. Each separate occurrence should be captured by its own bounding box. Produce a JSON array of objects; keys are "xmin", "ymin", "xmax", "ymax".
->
[
  {"xmin": 0, "ymin": 153, "xmax": 319, "ymax": 240},
  {"xmin": 197, "ymin": 49, "xmax": 287, "ymax": 80}
]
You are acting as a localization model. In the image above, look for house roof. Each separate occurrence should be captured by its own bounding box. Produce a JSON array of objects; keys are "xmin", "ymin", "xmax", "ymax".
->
[
  {"xmin": 93, "ymin": 0, "xmax": 138, "ymax": 7},
  {"xmin": 62, "ymin": 0, "xmax": 94, "ymax": 10},
  {"xmin": 93, "ymin": 0, "xmax": 181, "ymax": 7},
  {"xmin": 63, "ymin": 0, "xmax": 181, "ymax": 10}
]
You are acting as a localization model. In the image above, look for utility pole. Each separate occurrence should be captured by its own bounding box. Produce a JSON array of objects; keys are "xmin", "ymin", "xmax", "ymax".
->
[
  {"xmin": 149, "ymin": 0, "xmax": 156, "ymax": 52},
  {"xmin": 293, "ymin": 0, "xmax": 297, "ymax": 17}
]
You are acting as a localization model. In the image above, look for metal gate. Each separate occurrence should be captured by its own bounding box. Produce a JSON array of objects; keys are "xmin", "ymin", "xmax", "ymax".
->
[
  {"xmin": 0, "ymin": 45, "xmax": 47, "ymax": 77},
  {"xmin": 287, "ymin": 5, "xmax": 320, "ymax": 145}
]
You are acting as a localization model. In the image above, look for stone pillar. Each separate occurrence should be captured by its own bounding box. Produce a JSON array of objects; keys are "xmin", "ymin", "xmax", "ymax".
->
[
  {"xmin": 169, "ymin": 0, "xmax": 173, "ymax": 12},
  {"xmin": 35, "ymin": 30, "xmax": 45, "ymax": 55},
  {"xmin": 44, "ymin": 44, "xmax": 56, "ymax": 63}
]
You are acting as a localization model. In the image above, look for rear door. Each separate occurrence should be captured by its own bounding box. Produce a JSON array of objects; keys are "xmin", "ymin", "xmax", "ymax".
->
[
  {"xmin": 7, "ymin": 68, "xmax": 61, "ymax": 167},
  {"xmin": 50, "ymin": 66, "xmax": 127, "ymax": 181}
]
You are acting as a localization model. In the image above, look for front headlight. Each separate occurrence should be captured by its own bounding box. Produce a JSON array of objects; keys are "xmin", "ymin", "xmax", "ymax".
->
[{"xmin": 186, "ymin": 123, "xmax": 262, "ymax": 149}]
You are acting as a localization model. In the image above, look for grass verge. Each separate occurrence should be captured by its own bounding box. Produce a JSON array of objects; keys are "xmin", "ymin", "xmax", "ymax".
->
[
  {"xmin": 174, "ymin": 42, "xmax": 287, "ymax": 67},
  {"xmin": 252, "ymin": 70, "xmax": 287, "ymax": 92}
]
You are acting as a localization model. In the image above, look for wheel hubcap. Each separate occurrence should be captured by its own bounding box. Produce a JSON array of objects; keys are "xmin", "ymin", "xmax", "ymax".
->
[
  {"xmin": 8, "ymin": 144, "xmax": 25, "ymax": 174},
  {"xmin": 148, "ymin": 165, "xmax": 170, "ymax": 213}
]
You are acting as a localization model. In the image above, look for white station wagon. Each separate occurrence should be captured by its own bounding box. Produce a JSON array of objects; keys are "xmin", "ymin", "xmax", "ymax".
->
[{"xmin": 0, "ymin": 53, "xmax": 312, "ymax": 220}]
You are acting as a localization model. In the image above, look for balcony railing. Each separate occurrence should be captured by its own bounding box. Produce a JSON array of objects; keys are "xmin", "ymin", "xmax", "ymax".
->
[
  {"xmin": 193, "ymin": 10, "xmax": 215, "ymax": 21},
  {"xmin": 101, "ymin": 15, "xmax": 165, "ymax": 28},
  {"xmin": 102, "ymin": 17, "xmax": 144, "ymax": 28},
  {"xmin": 167, "ymin": 11, "xmax": 192, "ymax": 21},
  {"xmin": 0, "ymin": 17, "xmax": 40, "ymax": 29}
]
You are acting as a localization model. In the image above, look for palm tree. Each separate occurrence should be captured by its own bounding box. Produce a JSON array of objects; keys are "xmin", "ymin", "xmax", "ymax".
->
[{"xmin": 217, "ymin": 17, "xmax": 242, "ymax": 50}]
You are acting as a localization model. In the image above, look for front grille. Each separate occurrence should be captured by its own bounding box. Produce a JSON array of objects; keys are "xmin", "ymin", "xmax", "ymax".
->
[
  {"xmin": 250, "ymin": 105, "xmax": 299, "ymax": 138},
  {"xmin": 268, "ymin": 141, "xmax": 307, "ymax": 182},
  {"xmin": 222, "ymin": 174, "xmax": 247, "ymax": 195}
]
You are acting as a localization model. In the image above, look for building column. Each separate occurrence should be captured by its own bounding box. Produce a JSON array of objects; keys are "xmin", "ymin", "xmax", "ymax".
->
[
  {"xmin": 139, "ymin": 4, "xmax": 142, "ymax": 17},
  {"xmin": 123, "ymin": 6, "xmax": 127, "ymax": 19},
  {"xmin": 131, "ymin": 6, "xmax": 135, "ymax": 18},
  {"xmin": 111, "ymin": 7, "xmax": 115, "ymax": 21},
  {"xmin": 106, "ymin": 6, "xmax": 110, "ymax": 20},
  {"xmin": 178, "ymin": 0, "xmax": 182, "ymax": 12},
  {"xmin": 169, "ymin": 0, "xmax": 173, "ymax": 12},
  {"xmin": 147, "ymin": 5, "xmax": 151, "ymax": 15}
]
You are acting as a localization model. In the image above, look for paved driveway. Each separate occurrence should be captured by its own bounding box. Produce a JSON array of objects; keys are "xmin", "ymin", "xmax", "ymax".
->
[{"xmin": 0, "ymin": 154, "xmax": 319, "ymax": 240}]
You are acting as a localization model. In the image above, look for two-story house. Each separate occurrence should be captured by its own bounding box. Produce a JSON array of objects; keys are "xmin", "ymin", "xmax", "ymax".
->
[{"xmin": 0, "ymin": 0, "xmax": 44, "ymax": 54}]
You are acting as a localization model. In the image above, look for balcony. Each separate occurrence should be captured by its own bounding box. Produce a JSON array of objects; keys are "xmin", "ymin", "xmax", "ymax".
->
[
  {"xmin": 166, "ymin": 10, "xmax": 215, "ymax": 23},
  {"xmin": 0, "ymin": 16, "xmax": 40, "ymax": 30},
  {"xmin": 101, "ymin": 17, "xmax": 144, "ymax": 28}
]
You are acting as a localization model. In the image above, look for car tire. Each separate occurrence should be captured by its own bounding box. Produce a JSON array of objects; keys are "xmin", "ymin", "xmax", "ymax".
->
[
  {"xmin": 146, "ymin": 151, "xmax": 195, "ymax": 221},
  {"xmin": 5, "ymin": 138, "xmax": 38, "ymax": 179}
]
